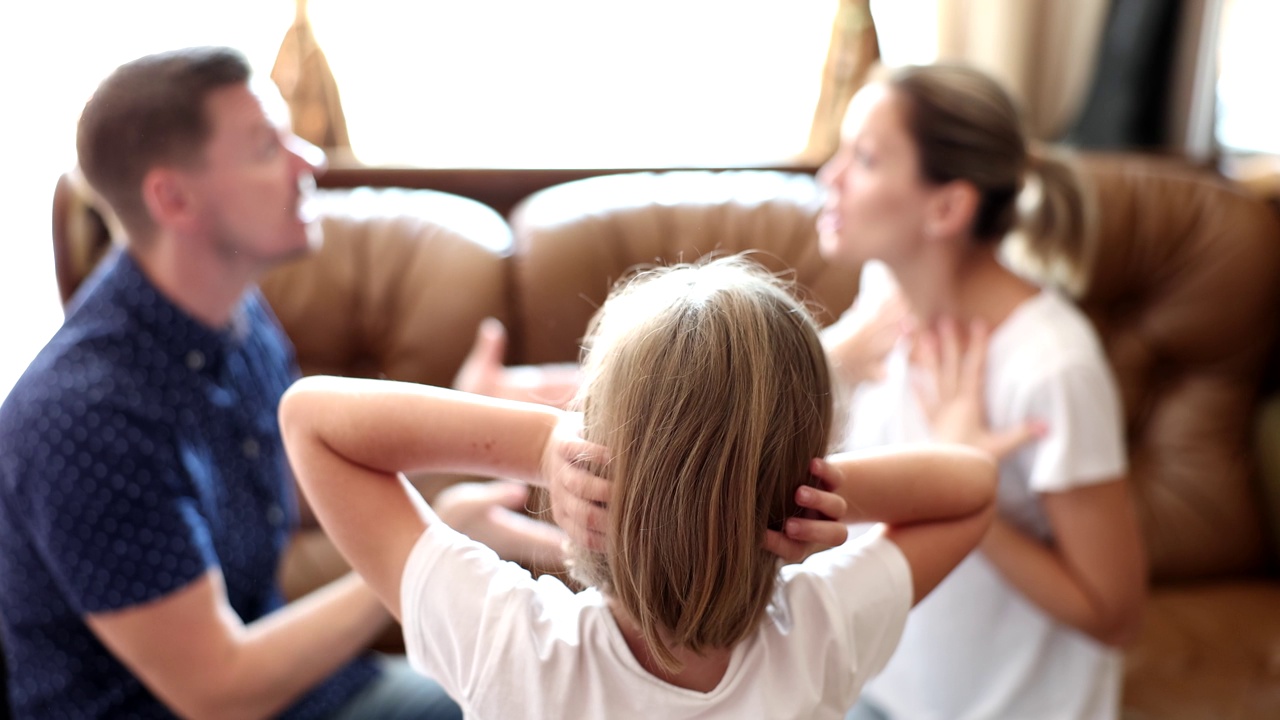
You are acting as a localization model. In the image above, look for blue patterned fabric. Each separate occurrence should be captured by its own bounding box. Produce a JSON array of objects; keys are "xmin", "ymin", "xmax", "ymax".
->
[{"xmin": 0, "ymin": 248, "xmax": 377, "ymax": 719}]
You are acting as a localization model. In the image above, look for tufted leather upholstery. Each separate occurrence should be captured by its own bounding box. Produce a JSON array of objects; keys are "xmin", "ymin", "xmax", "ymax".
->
[
  {"xmin": 506, "ymin": 157, "xmax": 1280, "ymax": 719},
  {"xmin": 507, "ymin": 171, "xmax": 858, "ymax": 364},
  {"xmin": 1074, "ymin": 155, "xmax": 1280, "ymax": 582},
  {"xmin": 50, "ymin": 153, "xmax": 1280, "ymax": 717}
]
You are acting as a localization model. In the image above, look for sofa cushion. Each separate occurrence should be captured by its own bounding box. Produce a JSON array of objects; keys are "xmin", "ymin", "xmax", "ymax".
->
[
  {"xmin": 507, "ymin": 170, "xmax": 857, "ymax": 364},
  {"xmin": 1073, "ymin": 155, "xmax": 1280, "ymax": 581}
]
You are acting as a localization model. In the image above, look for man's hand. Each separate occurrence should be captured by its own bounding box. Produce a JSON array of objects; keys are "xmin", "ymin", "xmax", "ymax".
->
[
  {"xmin": 454, "ymin": 317, "xmax": 581, "ymax": 408},
  {"xmin": 764, "ymin": 482, "xmax": 850, "ymax": 564},
  {"xmin": 453, "ymin": 317, "xmax": 510, "ymax": 399},
  {"xmin": 912, "ymin": 317, "xmax": 1044, "ymax": 459},
  {"xmin": 432, "ymin": 480, "xmax": 570, "ymax": 569}
]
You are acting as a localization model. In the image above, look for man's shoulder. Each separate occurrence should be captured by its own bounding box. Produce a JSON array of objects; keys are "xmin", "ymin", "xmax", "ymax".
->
[{"xmin": 0, "ymin": 321, "xmax": 165, "ymax": 467}]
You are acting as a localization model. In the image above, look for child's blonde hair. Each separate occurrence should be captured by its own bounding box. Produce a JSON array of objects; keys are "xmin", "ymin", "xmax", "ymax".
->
[{"xmin": 570, "ymin": 254, "xmax": 834, "ymax": 673}]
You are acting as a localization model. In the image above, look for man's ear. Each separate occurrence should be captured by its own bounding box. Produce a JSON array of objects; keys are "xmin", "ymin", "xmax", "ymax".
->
[
  {"xmin": 140, "ymin": 167, "xmax": 200, "ymax": 235},
  {"xmin": 924, "ymin": 180, "xmax": 981, "ymax": 242}
]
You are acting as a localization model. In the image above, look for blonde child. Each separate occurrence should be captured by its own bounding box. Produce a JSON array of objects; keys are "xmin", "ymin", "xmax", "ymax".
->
[{"xmin": 281, "ymin": 255, "xmax": 998, "ymax": 719}]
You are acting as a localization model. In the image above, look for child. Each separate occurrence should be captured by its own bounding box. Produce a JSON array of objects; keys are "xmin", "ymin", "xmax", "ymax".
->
[{"xmin": 280, "ymin": 255, "xmax": 998, "ymax": 719}]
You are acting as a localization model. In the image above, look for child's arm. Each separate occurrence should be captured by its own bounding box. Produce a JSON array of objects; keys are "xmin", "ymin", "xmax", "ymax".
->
[
  {"xmin": 811, "ymin": 445, "xmax": 997, "ymax": 605},
  {"xmin": 278, "ymin": 375, "xmax": 600, "ymax": 620}
]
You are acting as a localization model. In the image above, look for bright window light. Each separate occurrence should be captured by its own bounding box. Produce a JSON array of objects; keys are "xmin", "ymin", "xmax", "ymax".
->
[
  {"xmin": 309, "ymin": 1, "xmax": 839, "ymax": 168},
  {"xmin": 1216, "ymin": 0, "xmax": 1280, "ymax": 154}
]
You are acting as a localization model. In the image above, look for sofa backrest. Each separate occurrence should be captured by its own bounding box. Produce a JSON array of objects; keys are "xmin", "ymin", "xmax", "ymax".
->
[
  {"xmin": 51, "ymin": 178, "xmax": 513, "ymax": 389},
  {"xmin": 508, "ymin": 159, "xmax": 1280, "ymax": 583},
  {"xmin": 1073, "ymin": 154, "xmax": 1280, "ymax": 581},
  {"xmin": 507, "ymin": 171, "xmax": 858, "ymax": 364}
]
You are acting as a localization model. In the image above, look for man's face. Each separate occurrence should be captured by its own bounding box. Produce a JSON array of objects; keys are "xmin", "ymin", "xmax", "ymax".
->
[{"xmin": 185, "ymin": 80, "xmax": 326, "ymax": 268}]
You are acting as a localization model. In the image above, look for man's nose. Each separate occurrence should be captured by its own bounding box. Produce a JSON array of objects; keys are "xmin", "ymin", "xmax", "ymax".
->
[{"xmin": 285, "ymin": 134, "xmax": 328, "ymax": 176}]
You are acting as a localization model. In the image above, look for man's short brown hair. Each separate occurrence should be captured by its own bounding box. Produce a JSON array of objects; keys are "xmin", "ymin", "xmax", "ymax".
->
[{"xmin": 76, "ymin": 46, "xmax": 251, "ymax": 243}]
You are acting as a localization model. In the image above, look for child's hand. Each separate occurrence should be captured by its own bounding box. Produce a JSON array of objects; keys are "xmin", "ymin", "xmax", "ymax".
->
[
  {"xmin": 764, "ymin": 481, "xmax": 850, "ymax": 564},
  {"xmin": 541, "ymin": 412, "xmax": 611, "ymax": 552},
  {"xmin": 911, "ymin": 317, "xmax": 1044, "ymax": 460}
]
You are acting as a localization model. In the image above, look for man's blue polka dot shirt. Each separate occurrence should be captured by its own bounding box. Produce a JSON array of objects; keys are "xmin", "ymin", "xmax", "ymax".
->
[{"xmin": 0, "ymin": 249, "xmax": 377, "ymax": 718}]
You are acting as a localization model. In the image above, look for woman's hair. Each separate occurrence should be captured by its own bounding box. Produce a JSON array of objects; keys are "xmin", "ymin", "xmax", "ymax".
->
[
  {"xmin": 886, "ymin": 63, "xmax": 1096, "ymax": 293},
  {"xmin": 569, "ymin": 254, "xmax": 834, "ymax": 674}
]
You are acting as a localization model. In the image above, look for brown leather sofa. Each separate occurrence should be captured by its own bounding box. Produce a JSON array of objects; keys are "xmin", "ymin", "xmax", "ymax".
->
[{"xmin": 50, "ymin": 153, "xmax": 1280, "ymax": 719}]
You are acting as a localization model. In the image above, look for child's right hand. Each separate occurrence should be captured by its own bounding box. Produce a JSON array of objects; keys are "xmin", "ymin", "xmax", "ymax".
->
[{"xmin": 764, "ymin": 482, "xmax": 850, "ymax": 563}]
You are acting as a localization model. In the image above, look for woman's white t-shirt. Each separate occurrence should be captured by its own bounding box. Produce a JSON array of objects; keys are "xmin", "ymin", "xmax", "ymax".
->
[
  {"xmin": 845, "ymin": 261, "xmax": 1129, "ymax": 720},
  {"xmin": 400, "ymin": 520, "xmax": 912, "ymax": 719}
]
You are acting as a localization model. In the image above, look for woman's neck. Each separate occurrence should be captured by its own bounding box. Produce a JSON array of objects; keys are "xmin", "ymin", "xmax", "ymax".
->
[
  {"xmin": 887, "ymin": 244, "xmax": 1038, "ymax": 329},
  {"xmin": 607, "ymin": 598, "xmax": 733, "ymax": 693}
]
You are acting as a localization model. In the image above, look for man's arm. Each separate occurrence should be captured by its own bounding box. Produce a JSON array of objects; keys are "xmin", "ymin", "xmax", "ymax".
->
[{"xmin": 86, "ymin": 569, "xmax": 388, "ymax": 720}]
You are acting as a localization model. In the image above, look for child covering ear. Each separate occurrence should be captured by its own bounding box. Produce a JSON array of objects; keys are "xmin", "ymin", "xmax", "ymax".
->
[{"xmin": 281, "ymin": 254, "xmax": 998, "ymax": 719}]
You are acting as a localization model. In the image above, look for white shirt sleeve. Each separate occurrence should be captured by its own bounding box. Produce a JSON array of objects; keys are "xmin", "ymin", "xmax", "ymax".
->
[
  {"xmin": 1024, "ymin": 356, "xmax": 1128, "ymax": 493},
  {"xmin": 399, "ymin": 521, "xmax": 577, "ymax": 701},
  {"xmin": 784, "ymin": 527, "xmax": 914, "ymax": 682}
]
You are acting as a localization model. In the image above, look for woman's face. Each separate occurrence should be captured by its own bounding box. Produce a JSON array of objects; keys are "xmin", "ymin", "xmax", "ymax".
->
[{"xmin": 817, "ymin": 84, "xmax": 933, "ymax": 268}]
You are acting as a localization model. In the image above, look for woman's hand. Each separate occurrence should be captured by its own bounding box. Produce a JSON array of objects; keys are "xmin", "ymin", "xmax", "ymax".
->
[
  {"xmin": 824, "ymin": 291, "xmax": 912, "ymax": 387},
  {"xmin": 912, "ymin": 317, "xmax": 1043, "ymax": 460}
]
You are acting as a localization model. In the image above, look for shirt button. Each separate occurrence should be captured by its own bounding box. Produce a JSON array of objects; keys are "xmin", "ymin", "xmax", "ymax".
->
[
  {"xmin": 266, "ymin": 504, "xmax": 285, "ymax": 527},
  {"xmin": 242, "ymin": 438, "xmax": 260, "ymax": 459},
  {"xmin": 185, "ymin": 350, "xmax": 205, "ymax": 371}
]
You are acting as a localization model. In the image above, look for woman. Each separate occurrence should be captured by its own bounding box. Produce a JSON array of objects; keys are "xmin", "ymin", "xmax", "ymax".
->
[{"xmin": 820, "ymin": 63, "xmax": 1148, "ymax": 720}]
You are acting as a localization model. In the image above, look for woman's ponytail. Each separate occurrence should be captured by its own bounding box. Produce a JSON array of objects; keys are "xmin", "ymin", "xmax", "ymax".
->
[{"xmin": 1005, "ymin": 144, "xmax": 1096, "ymax": 296}]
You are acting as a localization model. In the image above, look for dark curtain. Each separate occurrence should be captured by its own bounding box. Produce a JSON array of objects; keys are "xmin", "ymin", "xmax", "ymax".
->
[{"xmin": 1066, "ymin": 0, "xmax": 1185, "ymax": 149}]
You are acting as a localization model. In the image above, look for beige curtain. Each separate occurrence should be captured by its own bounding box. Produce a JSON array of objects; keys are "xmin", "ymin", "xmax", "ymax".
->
[
  {"xmin": 933, "ymin": 0, "xmax": 1109, "ymax": 139},
  {"xmin": 803, "ymin": 0, "xmax": 881, "ymax": 163},
  {"xmin": 271, "ymin": 0, "xmax": 353, "ymax": 159}
]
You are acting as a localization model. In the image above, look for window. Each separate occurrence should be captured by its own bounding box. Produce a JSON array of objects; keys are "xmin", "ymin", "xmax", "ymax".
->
[
  {"xmin": 309, "ymin": 0, "xmax": 838, "ymax": 167},
  {"xmin": 1216, "ymin": 0, "xmax": 1280, "ymax": 154}
]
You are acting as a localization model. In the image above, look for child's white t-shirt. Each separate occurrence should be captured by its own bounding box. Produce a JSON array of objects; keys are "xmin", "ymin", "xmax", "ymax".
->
[
  {"xmin": 845, "ymin": 261, "xmax": 1128, "ymax": 720},
  {"xmin": 400, "ymin": 519, "xmax": 912, "ymax": 719}
]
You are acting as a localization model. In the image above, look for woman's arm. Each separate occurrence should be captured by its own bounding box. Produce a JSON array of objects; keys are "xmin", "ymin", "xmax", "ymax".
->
[
  {"xmin": 980, "ymin": 482, "xmax": 1147, "ymax": 646},
  {"xmin": 915, "ymin": 318, "xmax": 1147, "ymax": 646},
  {"xmin": 812, "ymin": 445, "xmax": 998, "ymax": 605},
  {"xmin": 279, "ymin": 376, "xmax": 583, "ymax": 619}
]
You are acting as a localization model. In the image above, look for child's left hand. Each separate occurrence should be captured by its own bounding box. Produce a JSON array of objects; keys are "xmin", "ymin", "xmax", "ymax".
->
[{"xmin": 541, "ymin": 412, "xmax": 611, "ymax": 552}]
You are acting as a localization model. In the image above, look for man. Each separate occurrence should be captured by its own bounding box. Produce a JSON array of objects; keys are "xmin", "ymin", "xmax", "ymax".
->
[{"xmin": 0, "ymin": 46, "xmax": 475, "ymax": 719}]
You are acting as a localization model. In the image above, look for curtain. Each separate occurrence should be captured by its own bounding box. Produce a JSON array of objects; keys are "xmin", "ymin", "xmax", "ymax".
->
[
  {"xmin": 936, "ymin": 0, "xmax": 1109, "ymax": 140},
  {"xmin": 271, "ymin": 0, "xmax": 352, "ymax": 160},
  {"xmin": 873, "ymin": 0, "xmax": 1109, "ymax": 141},
  {"xmin": 1066, "ymin": 0, "xmax": 1187, "ymax": 149},
  {"xmin": 803, "ymin": 0, "xmax": 880, "ymax": 163}
]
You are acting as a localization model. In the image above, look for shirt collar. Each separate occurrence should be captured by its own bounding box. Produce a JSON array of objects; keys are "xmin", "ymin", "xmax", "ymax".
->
[{"xmin": 112, "ymin": 249, "xmax": 250, "ymax": 377}]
